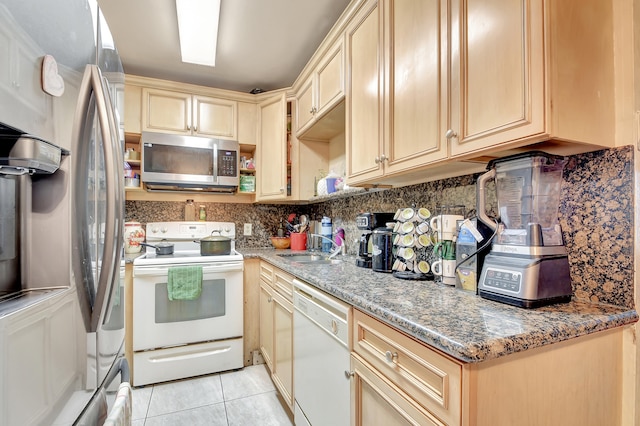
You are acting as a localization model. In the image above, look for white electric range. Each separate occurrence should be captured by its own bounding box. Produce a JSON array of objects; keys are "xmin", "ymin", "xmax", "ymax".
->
[{"xmin": 132, "ymin": 221, "xmax": 244, "ymax": 386}]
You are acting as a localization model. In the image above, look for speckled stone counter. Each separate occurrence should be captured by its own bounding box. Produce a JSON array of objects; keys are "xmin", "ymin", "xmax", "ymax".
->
[{"xmin": 240, "ymin": 248, "xmax": 638, "ymax": 363}]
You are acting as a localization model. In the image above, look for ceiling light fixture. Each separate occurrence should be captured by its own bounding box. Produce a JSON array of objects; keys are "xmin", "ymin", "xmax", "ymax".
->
[{"xmin": 175, "ymin": 0, "xmax": 221, "ymax": 67}]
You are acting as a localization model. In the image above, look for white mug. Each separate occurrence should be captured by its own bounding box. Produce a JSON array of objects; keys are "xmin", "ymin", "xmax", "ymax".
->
[
  {"xmin": 430, "ymin": 215, "xmax": 464, "ymax": 240},
  {"xmin": 431, "ymin": 259, "xmax": 457, "ymax": 278}
]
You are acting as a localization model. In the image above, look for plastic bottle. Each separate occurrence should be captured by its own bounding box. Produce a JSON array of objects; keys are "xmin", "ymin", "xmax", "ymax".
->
[
  {"xmin": 321, "ymin": 216, "xmax": 332, "ymax": 253},
  {"xmin": 184, "ymin": 199, "xmax": 196, "ymax": 221}
]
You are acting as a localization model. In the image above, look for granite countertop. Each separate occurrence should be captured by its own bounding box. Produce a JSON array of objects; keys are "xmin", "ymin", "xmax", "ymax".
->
[{"xmin": 239, "ymin": 248, "xmax": 638, "ymax": 363}]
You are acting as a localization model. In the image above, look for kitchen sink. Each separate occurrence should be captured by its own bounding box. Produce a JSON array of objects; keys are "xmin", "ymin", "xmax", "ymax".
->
[{"xmin": 277, "ymin": 253, "xmax": 343, "ymax": 265}]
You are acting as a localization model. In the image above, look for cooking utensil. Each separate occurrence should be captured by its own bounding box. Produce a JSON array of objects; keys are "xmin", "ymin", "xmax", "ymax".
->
[
  {"xmin": 298, "ymin": 214, "xmax": 309, "ymax": 233},
  {"xmin": 197, "ymin": 230, "xmax": 232, "ymax": 256},
  {"xmin": 140, "ymin": 240, "xmax": 174, "ymax": 255}
]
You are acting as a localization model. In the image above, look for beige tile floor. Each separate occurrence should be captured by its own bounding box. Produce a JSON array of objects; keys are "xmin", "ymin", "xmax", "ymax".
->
[{"xmin": 131, "ymin": 364, "xmax": 293, "ymax": 426}]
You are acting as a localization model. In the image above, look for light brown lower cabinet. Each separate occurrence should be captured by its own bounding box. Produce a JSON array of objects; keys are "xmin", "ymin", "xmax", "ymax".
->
[
  {"xmin": 258, "ymin": 261, "xmax": 294, "ymax": 413},
  {"xmin": 352, "ymin": 309, "xmax": 624, "ymax": 426}
]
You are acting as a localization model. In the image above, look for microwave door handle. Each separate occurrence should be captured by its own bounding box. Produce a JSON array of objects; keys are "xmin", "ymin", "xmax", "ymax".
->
[{"xmin": 212, "ymin": 141, "xmax": 218, "ymax": 183}]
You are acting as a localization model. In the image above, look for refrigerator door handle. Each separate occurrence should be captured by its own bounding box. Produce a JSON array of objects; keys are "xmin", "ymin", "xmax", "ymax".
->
[
  {"xmin": 71, "ymin": 64, "xmax": 123, "ymax": 332},
  {"xmin": 99, "ymin": 75, "xmax": 124, "ymax": 327}
]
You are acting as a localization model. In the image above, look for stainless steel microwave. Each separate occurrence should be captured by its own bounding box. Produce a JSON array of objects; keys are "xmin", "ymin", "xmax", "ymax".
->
[{"xmin": 141, "ymin": 132, "xmax": 239, "ymax": 193}]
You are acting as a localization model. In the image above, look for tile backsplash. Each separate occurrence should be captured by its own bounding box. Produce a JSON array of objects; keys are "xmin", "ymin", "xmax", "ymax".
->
[{"xmin": 126, "ymin": 146, "xmax": 634, "ymax": 309}]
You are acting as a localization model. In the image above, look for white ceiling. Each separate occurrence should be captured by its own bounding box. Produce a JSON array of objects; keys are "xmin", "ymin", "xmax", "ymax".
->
[{"xmin": 98, "ymin": 0, "xmax": 352, "ymax": 94}]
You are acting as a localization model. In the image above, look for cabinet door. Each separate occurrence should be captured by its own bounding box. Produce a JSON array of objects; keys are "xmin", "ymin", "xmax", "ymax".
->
[
  {"xmin": 295, "ymin": 77, "xmax": 314, "ymax": 134},
  {"xmin": 193, "ymin": 95, "xmax": 237, "ymax": 139},
  {"xmin": 256, "ymin": 93, "xmax": 288, "ymax": 201},
  {"xmin": 316, "ymin": 38, "xmax": 345, "ymax": 117},
  {"xmin": 449, "ymin": 0, "xmax": 545, "ymax": 156},
  {"xmin": 384, "ymin": 0, "xmax": 449, "ymax": 176},
  {"xmin": 259, "ymin": 281, "xmax": 274, "ymax": 371},
  {"xmin": 351, "ymin": 355, "xmax": 443, "ymax": 426},
  {"xmin": 124, "ymin": 84, "xmax": 142, "ymax": 134},
  {"xmin": 142, "ymin": 88, "xmax": 192, "ymax": 135},
  {"xmin": 272, "ymin": 291, "xmax": 294, "ymax": 411},
  {"xmin": 345, "ymin": 0, "xmax": 384, "ymax": 185}
]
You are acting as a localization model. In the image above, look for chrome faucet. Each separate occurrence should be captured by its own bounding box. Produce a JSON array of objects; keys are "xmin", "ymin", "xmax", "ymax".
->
[{"xmin": 310, "ymin": 233, "xmax": 347, "ymax": 259}]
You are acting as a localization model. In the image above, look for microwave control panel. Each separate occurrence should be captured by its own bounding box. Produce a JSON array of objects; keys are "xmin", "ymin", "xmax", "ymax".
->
[{"xmin": 218, "ymin": 150, "xmax": 237, "ymax": 176}]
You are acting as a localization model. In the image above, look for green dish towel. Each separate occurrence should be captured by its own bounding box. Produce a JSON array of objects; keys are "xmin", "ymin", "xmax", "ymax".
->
[{"xmin": 167, "ymin": 266, "xmax": 203, "ymax": 301}]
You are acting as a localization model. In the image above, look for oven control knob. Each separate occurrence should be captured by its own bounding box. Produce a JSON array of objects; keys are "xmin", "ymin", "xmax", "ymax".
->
[
  {"xmin": 224, "ymin": 227, "xmax": 231, "ymax": 233},
  {"xmin": 161, "ymin": 227, "xmax": 168, "ymax": 233},
  {"xmin": 150, "ymin": 226, "xmax": 159, "ymax": 234}
]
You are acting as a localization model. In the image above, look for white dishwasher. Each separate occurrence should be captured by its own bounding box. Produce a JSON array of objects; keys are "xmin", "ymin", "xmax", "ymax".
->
[{"xmin": 293, "ymin": 279, "xmax": 351, "ymax": 426}]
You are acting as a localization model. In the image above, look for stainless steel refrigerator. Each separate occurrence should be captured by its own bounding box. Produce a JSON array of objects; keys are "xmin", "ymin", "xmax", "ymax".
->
[{"xmin": 0, "ymin": 0, "xmax": 127, "ymax": 424}]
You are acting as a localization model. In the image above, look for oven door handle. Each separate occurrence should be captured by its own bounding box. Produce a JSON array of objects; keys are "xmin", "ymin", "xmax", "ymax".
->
[{"xmin": 133, "ymin": 262, "xmax": 243, "ymax": 277}]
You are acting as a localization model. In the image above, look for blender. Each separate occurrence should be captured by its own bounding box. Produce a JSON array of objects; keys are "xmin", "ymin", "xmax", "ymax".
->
[
  {"xmin": 355, "ymin": 212, "xmax": 395, "ymax": 268},
  {"xmin": 476, "ymin": 151, "xmax": 572, "ymax": 308}
]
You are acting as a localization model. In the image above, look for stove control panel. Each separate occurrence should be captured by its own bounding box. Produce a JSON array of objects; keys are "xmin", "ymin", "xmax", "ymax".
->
[{"xmin": 145, "ymin": 221, "xmax": 236, "ymax": 241}]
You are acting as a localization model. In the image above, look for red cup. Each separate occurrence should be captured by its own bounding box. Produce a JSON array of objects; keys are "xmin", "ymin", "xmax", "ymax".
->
[{"xmin": 290, "ymin": 232, "xmax": 308, "ymax": 251}]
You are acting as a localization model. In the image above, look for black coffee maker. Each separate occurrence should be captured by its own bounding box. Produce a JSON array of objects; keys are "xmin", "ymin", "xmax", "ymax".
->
[{"xmin": 355, "ymin": 212, "xmax": 395, "ymax": 268}]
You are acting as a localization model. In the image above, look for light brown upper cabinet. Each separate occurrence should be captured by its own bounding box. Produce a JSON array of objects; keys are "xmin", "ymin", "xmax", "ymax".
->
[
  {"xmin": 346, "ymin": 0, "xmax": 449, "ymax": 186},
  {"xmin": 448, "ymin": 0, "xmax": 615, "ymax": 157},
  {"xmin": 346, "ymin": 0, "xmax": 617, "ymax": 187},
  {"xmin": 256, "ymin": 93, "xmax": 289, "ymax": 202},
  {"xmin": 141, "ymin": 87, "xmax": 238, "ymax": 139},
  {"xmin": 295, "ymin": 38, "xmax": 346, "ymax": 140}
]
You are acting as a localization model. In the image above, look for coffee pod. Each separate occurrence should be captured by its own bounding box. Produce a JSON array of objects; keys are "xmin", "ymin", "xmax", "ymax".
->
[
  {"xmin": 393, "ymin": 234, "xmax": 402, "ymax": 245},
  {"xmin": 416, "ymin": 260, "xmax": 430, "ymax": 274},
  {"xmin": 430, "ymin": 231, "xmax": 439, "ymax": 245},
  {"xmin": 394, "ymin": 209, "xmax": 403, "ymax": 220},
  {"xmin": 400, "ymin": 208, "xmax": 415, "ymax": 222},
  {"xmin": 416, "ymin": 222, "xmax": 430, "ymax": 234},
  {"xmin": 397, "ymin": 247, "xmax": 406, "ymax": 258},
  {"xmin": 403, "ymin": 247, "xmax": 415, "ymax": 261},
  {"xmin": 393, "ymin": 259, "xmax": 402, "ymax": 271},
  {"xmin": 417, "ymin": 207, "xmax": 431, "ymax": 221},
  {"xmin": 405, "ymin": 259, "xmax": 414, "ymax": 271},
  {"xmin": 400, "ymin": 221, "xmax": 415, "ymax": 234},
  {"xmin": 418, "ymin": 233, "xmax": 431, "ymax": 248},
  {"xmin": 401, "ymin": 234, "xmax": 415, "ymax": 247},
  {"xmin": 393, "ymin": 222, "xmax": 401, "ymax": 233}
]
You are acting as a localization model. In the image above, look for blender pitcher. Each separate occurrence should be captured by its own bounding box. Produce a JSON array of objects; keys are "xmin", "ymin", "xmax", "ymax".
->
[{"xmin": 477, "ymin": 151, "xmax": 566, "ymax": 247}]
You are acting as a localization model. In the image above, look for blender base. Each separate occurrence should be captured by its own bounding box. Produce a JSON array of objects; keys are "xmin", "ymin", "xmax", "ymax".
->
[
  {"xmin": 478, "ymin": 290, "xmax": 572, "ymax": 309},
  {"xmin": 478, "ymin": 253, "xmax": 572, "ymax": 308}
]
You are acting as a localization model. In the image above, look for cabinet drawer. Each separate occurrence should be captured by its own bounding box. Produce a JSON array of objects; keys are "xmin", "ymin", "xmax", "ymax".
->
[
  {"xmin": 351, "ymin": 354, "xmax": 445, "ymax": 426},
  {"xmin": 352, "ymin": 309, "xmax": 461, "ymax": 426},
  {"xmin": 273, "ymin": 269, "xmax": 294, "ymax": 302},
  {"xmin": 259, "ymin": 262, "xmax": 274, "ymax": 285}
]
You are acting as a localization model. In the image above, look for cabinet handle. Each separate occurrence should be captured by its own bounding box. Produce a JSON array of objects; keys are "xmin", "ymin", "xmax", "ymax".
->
[
  {"xmin": 267, "ymin": 297, "xmax": 272, "ymax": 303},
  {"xmin": 280, "ymin": 187, "xmax": 285, "ymax": 193},
  {"xmin": 344, "ymin": 370, "xmax": 355, "ymax": 379},
  {"xmin": 445, "ymin": 129, "xmax": 457, "ymax": 140},
  {"xmin": 385, "ymin": 350, "xmax": 398, "ymax": 364},
  {"xmin": 375, "ymin": 155, "xmax": 388, "ymax": 164},
  {"xmin": 193, "ymin": 125, "xmax": 198, "ymax": 132}
]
